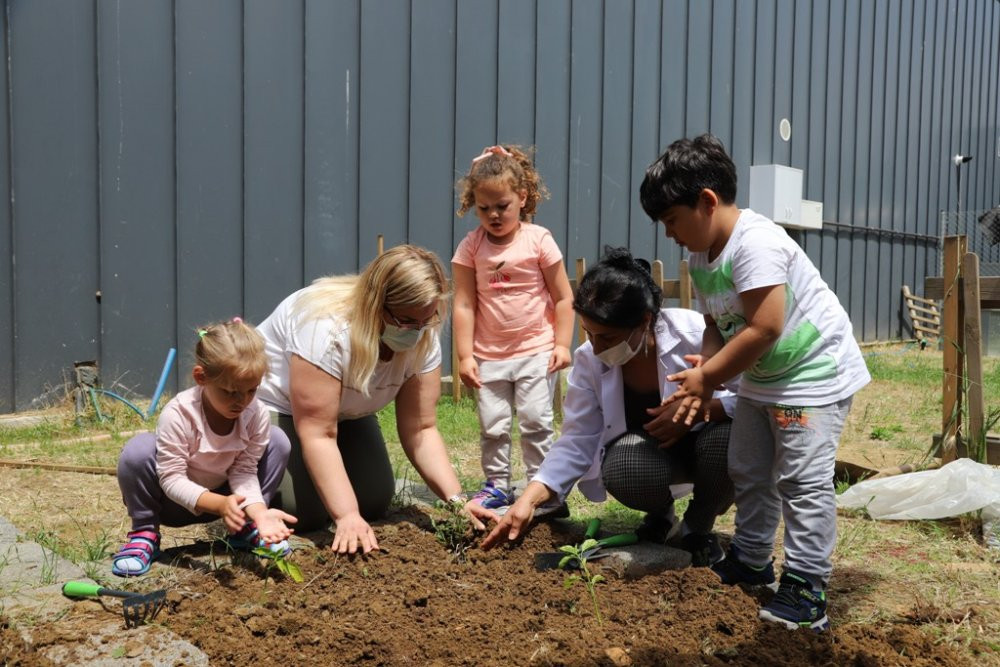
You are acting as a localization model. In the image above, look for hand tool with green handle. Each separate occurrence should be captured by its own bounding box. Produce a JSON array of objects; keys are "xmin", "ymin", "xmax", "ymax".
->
[
  {"xmin": 534, "ymin": 518, "xmax": 640, "ymax": 570},
  {"xmin": 62, "ymin": 581, "xmax": 166, "ymax": 628}
]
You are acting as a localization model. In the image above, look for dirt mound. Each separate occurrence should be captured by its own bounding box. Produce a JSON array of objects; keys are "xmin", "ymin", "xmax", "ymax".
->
[{"xmin": 3, "ymin": 508, "xmax": 971, "ymax": 666}]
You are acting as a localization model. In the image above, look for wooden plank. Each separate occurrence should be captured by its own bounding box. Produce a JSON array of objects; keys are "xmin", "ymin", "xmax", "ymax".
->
[
  {"xmin": 932, "ymin": 434, "xmax": 1000, "ymax": 466},
  {"xmin": 940, "ymin": 236, "xmax": 965, "ymax": 463},
  {"xmin": 679, "ymin": 260, "xmax": 692, "ymax": 309},
  {"xmin": 651, "ymin": 260, "xmax": 664, "ymax": 299},
  {"xmin": 924, "ymin": 276, "xmax": 1000, "ymax": 303},
  {"xmin": 963, "ymin": 252, "xmax": 985, "ymax": 461}
]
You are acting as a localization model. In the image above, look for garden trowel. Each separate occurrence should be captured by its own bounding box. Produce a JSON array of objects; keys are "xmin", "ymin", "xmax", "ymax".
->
[
  {"xmin": 534, "ymin": 518, "xmax": 639, "ymax": 570},
  {"xmin": 62, "ymin": 580, "xmax": 167, "ymax": 628}
]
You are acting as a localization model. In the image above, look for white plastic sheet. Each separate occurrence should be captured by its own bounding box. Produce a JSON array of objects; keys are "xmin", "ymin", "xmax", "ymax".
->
[{"xmin": 836, "ymin": 458, "xmax": 1000, "ymax": 522}]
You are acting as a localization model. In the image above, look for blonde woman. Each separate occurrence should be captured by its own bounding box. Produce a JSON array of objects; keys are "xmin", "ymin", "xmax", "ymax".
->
[{"xmin": 257, "ymin": 245, "xmax": 491, "ymax": 553}]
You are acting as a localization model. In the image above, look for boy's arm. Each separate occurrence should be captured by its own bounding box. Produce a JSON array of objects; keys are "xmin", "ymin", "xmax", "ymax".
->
[
  {"xmin": 700, "ymin": 314, "xmax": 725, "ymax": 360},
  {"xmin": 451, "ymin": 263, "xmax": 481, "ymax": 388},
  {"xmin": 541, "ymin": 260, "xmax": 574, "ymax": 372},
  {"xmin": 666, "ymin": 284, "xmax": 785, "ymax": 425}
]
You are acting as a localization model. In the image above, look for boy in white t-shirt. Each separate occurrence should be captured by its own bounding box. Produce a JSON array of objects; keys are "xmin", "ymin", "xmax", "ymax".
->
[{"xmin": 639, "ymin": 134, "xmax": 870, "ymax": 632}]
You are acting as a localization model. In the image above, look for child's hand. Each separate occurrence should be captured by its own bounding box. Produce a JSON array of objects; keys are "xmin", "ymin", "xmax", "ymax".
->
[
  {"xmin": 662, "ymin": 367, "xmax": 714, "ymax": 426},
  {"xmin": 547, "ymin": 345, "xmax": 571, "ymax": 373},
  {"xmin": 221, "ymin": 495, "xmax": 248, "ymax": 533},
  {"xmin": 458, "ymin": 357, "xmax": 482, "ymax": 389},
  {"xmin": 253, "ymin": 508, "xmax": 298, "ymax": 544}
]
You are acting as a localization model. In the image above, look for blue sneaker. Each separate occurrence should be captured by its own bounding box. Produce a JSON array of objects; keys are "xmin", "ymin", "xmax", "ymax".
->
[
  {"xmin": 223, "ymin": 521, "xmax": 291, "ymax": 558},
  {"xmin": 758, "ymin": 571, "xmax": 830, "ymax": 632},
  {"xmin": 471, "ymin": 481, "xmax": 514, "ymax": 512},
  {"xmin": 711, "ymin": 545, "xmax": 777, "ymax": 589}
]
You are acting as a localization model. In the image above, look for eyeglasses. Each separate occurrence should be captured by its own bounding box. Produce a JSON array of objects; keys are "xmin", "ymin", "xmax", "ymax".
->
[{"xmin": 383, "ymin": 307, "xmax": 441, "ymax": 331}]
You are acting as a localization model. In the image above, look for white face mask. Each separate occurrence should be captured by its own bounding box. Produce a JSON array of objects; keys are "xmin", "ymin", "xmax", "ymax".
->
[
  {"xmin": 596, "ymin": 326, "xmax": 644, "ymax": 366},
  {"xmin": 381, "ymin": 324, "xmax": 424, "ymax": 352}
]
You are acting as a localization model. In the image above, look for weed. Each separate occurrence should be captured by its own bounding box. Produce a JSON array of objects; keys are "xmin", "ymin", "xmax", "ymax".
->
[
  {"xmin": 430, "ymin": 499, "xmax": 477, "ymax": 561},
  {"xmin": 558, "ymin": 538, "xmax": 606, "ymax": 626},
  {"xmin": 870, "ymin": 423, "xmax": 904, "ymax": 441}
]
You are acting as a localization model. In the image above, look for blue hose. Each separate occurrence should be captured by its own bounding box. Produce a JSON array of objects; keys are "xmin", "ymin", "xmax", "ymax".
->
[{"xmin": 146, "ymin": 347, "xmax": 177, "ymax": 418}]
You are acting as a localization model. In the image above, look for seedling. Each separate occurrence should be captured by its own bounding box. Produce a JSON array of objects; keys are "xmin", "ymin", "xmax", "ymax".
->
[
  {"xmin": 559, "ymin": 538, "xmax": 606, "ymax": 626},
  {"xmin": 430, "ymin": 499, "xmax": 476, "ymax": 561},
  {"xmin": 252, "ymin": 547, "xmax": 303, "ymax": 583}
]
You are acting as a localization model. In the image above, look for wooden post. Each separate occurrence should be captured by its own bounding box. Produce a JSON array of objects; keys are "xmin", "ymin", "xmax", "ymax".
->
[
  {"xmin": 377, "ymin": 234, "xmax": 384, "ymax": 256},
  {"xmin": 940, "ymin": 235, "xmax": 967, "ymax": 463},
  {"xmin": 962, "ymin": 252, "xmax": 985, "ymax": 461},
  {"xmin": 451, "ymin": 329, "xmax": 461, "ymax": 403},
  {"xmin": 575, "ymin": 258, "xmax": 587, "ymax": 346},
  {"xmin": 679, "ymin": 259, "xmax": 692, "ymax": 309},
  {"xmin": 651, "ymin": 259, "xmax": 664, "ymax": 295}
]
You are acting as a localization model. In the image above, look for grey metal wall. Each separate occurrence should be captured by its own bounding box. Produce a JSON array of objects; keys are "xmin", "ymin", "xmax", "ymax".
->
[{"xmin": 1, "ymin": 0, "xmax": 998, "ymax": 412}]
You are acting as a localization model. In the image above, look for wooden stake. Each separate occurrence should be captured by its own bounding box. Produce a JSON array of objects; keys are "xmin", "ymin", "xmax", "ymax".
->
[
  {"xmin": 940, "ymin": 236, "xmax": 966, "ymax": 463},
  {"xmin": 963, "ymin": 251, "xmax": 986, "ymax": 462}
]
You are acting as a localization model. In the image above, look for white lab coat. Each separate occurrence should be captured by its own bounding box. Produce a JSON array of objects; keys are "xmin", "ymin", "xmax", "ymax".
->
[{"xmin": 532, "ymin": 308, "xmax": 737, "ymax": 503}]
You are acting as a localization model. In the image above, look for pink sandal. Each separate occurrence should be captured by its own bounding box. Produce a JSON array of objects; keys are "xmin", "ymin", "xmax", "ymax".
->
[{"xmin": 111, "ymin": 530, "xmax": 160, "ymax": 577}]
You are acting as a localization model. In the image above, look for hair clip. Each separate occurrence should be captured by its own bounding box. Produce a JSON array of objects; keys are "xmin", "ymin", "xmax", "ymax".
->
[
  {"xmin": 471, "ymin": 145, "xmax": 513, "ymax": 163},
  {"xmin": 198, "ymin": 329, "xmax": 208, "ymax": 339},
  {"xmin": 232, "ymin": 316, "xmax": 242, "ymax": 324}
]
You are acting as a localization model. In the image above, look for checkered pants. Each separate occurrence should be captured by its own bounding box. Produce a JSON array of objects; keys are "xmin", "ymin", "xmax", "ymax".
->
[{"xmin": 600, "ymin": 422, "xmax": 734, "ymax": 534}]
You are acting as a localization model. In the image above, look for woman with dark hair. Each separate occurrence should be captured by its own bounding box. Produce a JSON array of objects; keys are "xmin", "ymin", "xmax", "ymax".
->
[{"xmin": 480, "ymin": 247, "xmax": 735, "ymax": 566}]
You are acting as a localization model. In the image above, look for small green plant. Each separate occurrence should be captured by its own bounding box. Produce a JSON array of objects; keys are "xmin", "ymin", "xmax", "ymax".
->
[
  {"xmin": 558, "ymin": 538, "xmax": 606, "ymax": 626},
  {"xmin": 869, "ymin": 423, "xmax": 903, "ymax": 441},
  {"xmin": 430, "ymin": 499, "xmax": 476, "ymax": 561},
  {"xmin": 251, "ymin": 548, "xmax": 304, "ymax": 583}
]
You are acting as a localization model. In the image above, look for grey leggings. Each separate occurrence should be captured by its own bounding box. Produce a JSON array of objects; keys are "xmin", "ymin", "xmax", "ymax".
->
[
  {"xmin": 600, "ymin": 422, "xmax": 734, "ymax": 534},
  {"xmin": 275, "ymin": 414, "xmax": 396, "ymax": 532}
]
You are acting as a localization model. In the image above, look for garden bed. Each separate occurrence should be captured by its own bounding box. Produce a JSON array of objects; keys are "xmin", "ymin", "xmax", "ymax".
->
[{"xmin": 5, "ymin": 506, "xmax": 973, "ymax": 666}]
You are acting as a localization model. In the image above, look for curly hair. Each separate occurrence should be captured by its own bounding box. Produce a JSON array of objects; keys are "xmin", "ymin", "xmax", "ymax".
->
[{"xmin": 457, "ymin": 145, "xmax": 549, "ymax": 221}]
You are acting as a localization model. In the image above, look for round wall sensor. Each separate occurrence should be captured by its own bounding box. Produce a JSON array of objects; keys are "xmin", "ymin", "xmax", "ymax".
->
[{"xmin": 779, "ymin": 118, "xmax": 791, "ymax": 142}]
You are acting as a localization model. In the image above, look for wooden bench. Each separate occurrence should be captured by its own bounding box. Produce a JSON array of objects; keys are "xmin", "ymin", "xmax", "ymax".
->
[{"xmin": 901, "ymin": 284, "xmax": 941, "ymax": 349}]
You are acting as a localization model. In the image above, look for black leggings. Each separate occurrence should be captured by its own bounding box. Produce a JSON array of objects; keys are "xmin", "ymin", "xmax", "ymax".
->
[
  {"xmin": 276, "ymin": 414, "xmax": 396, "ymax": 532},
  {"xmin": 600, "ymin": 422, "xmax": 734, "ymax": 534}
]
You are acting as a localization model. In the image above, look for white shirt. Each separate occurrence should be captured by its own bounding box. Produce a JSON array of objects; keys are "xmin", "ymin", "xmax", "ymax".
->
[
  {"xmin": 533, "ymin": 308, "xmax": 737, "ymax": 503},
  {"xmin": 255, "ymin": 288, "xmax": 442, "ymax": 419}
]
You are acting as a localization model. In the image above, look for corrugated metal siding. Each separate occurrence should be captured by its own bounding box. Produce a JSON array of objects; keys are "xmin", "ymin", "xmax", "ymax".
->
[{"xmin": 1, "ymin": 0, "xmax": 998, "ymax": 411}]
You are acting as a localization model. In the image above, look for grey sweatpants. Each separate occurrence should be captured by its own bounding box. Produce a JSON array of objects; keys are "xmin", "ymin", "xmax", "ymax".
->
[
  {"xmin": 275, "ymin": 413, "xmax": 396, "ymax": 532},
  {"xmin": 476, "ymin": 352, "xmax": 556, "ymax": 490},
  {"xmin": 728, "ymin": 396, "xmax": 853, "ymax": 589}
]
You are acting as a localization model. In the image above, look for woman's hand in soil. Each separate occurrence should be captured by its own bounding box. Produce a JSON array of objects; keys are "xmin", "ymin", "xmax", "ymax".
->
[
  {"xmin": 331, "ymin": 512, "xmax": 379, "ymax": 554},
  {"xmin": 479, "ymin": 497, "xmax": 534, "ymax": 550},
  {"xmin": 462, "ymin": 501, "xmax": 497, "ymax": 531}
]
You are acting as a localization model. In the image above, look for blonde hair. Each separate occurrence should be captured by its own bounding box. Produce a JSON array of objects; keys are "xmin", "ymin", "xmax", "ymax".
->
[
  {"xmin": 457, "ymin": 145, "xmax": 549, "ymax": 220},
  {"xmin": 294, "ymin": 245, "xmax": 450, "ymax": 396},
  {"xmin": 194, "ymin": 319, "xmax": 268, "ymax": 385}
]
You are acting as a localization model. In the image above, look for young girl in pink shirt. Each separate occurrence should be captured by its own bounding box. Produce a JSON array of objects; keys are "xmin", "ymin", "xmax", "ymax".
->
[
  {"xmin": 111, "ymin": 318, "xmax": 297, "ymax": 577},
  {"xmin": 452, "ymin": 145, "xmax": 575, "ymax": 513}
]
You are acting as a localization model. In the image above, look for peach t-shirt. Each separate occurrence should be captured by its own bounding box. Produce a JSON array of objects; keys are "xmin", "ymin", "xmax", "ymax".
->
[{"xmin": 452, "ymin": 222, "xmax": 563, "ymax": 361}]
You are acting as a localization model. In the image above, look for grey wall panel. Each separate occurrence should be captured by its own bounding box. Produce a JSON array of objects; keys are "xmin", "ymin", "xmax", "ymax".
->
[
  {"xmin": 175, "ymin": 1, "xmax": 244, "ymax": 380},
  {"xmin": 835, "ymin": 2, "xmax": 857, "ymax": 318},
  {"xmin": 0, "ymin": 0, "xmax": 11, "ymax": 412},
  {"xmin": 708, "ymin": 0, "xmax": 734, "ymax": 151},
  {"xmin": 685, "ymin": 1, "xmax": 710, "ymax": 138},
  {"xmin": 598, "ymin": 0, "xmax": 632, "ymax": 251},
  {"xmin": 864, "ymin": 0, "xmax": 887, "ymax": 341},
  {"xmin": 789, "ymin": 0, "xmax": 810, "ymax": 190},
  {"xmin": 9, "ymin": 1, "xmax": 100, "ymax": 406},
  {"xmin": 627, "ymin": 0, "xmax": 661, "ymax": 258},
  {"xmin": 533, "ymin": 0, "xmax": 570, "ymax": 254},
  {"xmin": 567, "ymin": 0, "xmax": 602, "ymax": 265},
  {"xmin": 773, "ymin": 0, "xmax": 793, "ymax": 168},
  {"xmin": 303, "ymin": 0, "xmax": 359, "ymax": 283},
  {"xmin": 96, "ymin": 0, "xmax": 176, "ymax": 397},
  {"xmin": 751, "ymin": 0, "xmax": 775, "ymax": 166},
  {"xmin": 454, "ymin": 0, "xmax": 498, "ymax": 253},
  {"xmin": 358, "ymin": 2, "xmax": 409, "ymax": 260},
  {"xmin": 730, "ymin": 0, "xmax": 754, "ymax": 211},
  {"xmin": 497, "ymin": 0, "xmax": 535, "ymax": 147},
  {"xmin": 408, "ymin": 0, "xmax": 455, "ymax": 260},
  {"xmin": 659, "ymin": 0, "xmax": 688, "ymax": 265},
  {"xmin": 805, "ymin": 0, "xmax": 828, "ymax": 275},
  {"xmin": 244, "ymin": 0, "xmax": 304, "ymax": 323}
]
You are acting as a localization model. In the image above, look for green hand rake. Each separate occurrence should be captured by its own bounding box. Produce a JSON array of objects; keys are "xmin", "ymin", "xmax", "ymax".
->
[{"xmin": 62, "ymin": 581, "xmax": 167, "ymax": 628}]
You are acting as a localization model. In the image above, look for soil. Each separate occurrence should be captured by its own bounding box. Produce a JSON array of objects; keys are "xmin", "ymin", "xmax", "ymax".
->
[{"xmin": 2, "ymin": 507, "xmax": 972, "ymax": 666}]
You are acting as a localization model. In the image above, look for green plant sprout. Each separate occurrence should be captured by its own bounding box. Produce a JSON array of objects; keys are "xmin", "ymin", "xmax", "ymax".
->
[
  {"xmin": 559, "ymin": 538, "xmax": 606, "ymax": 626},
  {"xmin": 430, "ymin": 499, "xmax": 476, "ymax": 562},
  {"xmin": 252, "ymin": 547, "xmax": 304, "ymax": 583}
]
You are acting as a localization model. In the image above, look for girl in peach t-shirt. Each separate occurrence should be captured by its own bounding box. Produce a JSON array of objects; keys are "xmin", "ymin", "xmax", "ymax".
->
[{"xmin": 452, "ymin": 145, "xmax": 574, "ymax": 513}]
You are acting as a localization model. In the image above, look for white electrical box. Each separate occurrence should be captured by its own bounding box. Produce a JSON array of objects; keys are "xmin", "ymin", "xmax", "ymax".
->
[
  {"xmin": 749, "ymin": 164, "xmax": 803, "ymax": 228},
  {"xmin": 797, "ymin": 200, "xmax": 824, "ymax": 230}
]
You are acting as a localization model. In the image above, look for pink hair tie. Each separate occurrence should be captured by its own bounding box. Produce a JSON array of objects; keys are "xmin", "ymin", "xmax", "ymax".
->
[
  {"xmin": 471, "ymin": 145, "xmax": 513, "ymax": 164},
  {"xmin": 232, "ymin": 316, "xmax": 243, "ymax": 324}
]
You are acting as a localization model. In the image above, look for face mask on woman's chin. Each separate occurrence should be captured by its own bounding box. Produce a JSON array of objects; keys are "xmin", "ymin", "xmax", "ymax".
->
[
  {"xmin": 596, "ymin": 327, "xmax": 643, "ymax": 366},
  {"xmin": 381, "ymin": 324, "xmax": 424, "ymax": 352}
]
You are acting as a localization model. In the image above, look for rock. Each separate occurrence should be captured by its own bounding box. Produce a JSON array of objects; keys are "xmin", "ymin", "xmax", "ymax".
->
[{"xmin": 605, "ymin": 646, "xmax": 632, "ymax": 666}]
